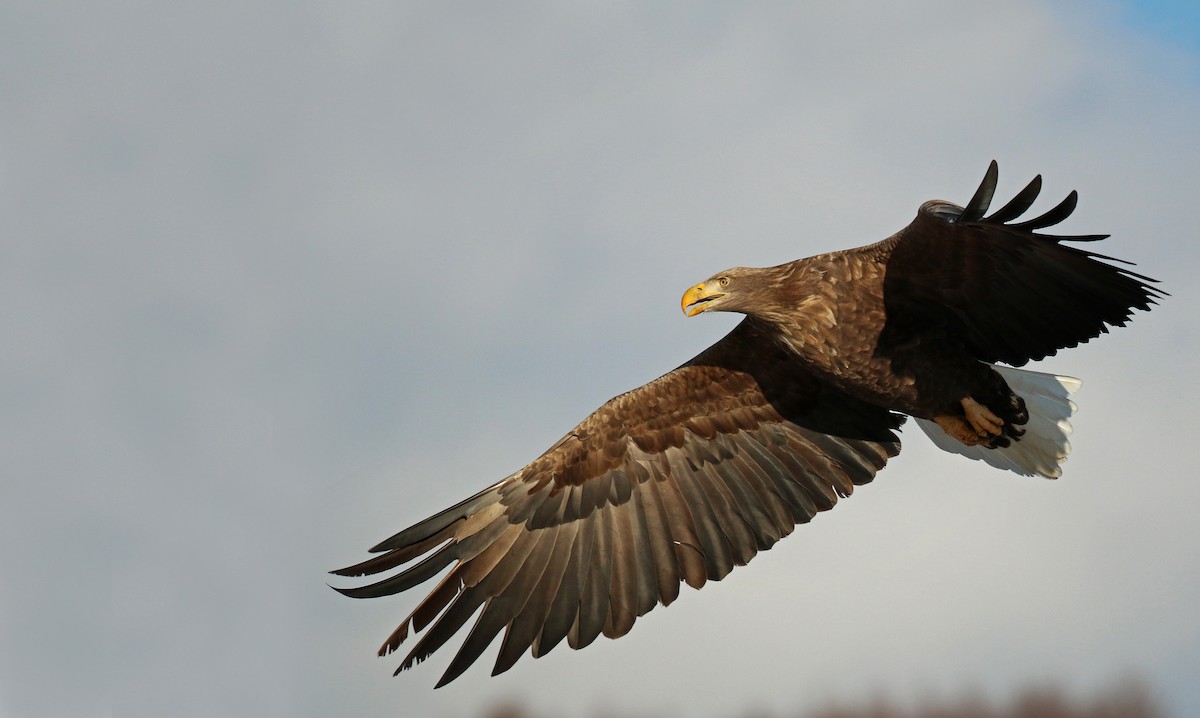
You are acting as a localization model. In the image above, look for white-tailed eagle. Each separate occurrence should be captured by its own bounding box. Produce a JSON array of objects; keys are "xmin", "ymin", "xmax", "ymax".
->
[{"xmin": 332, "ymin": 162, "xmax": 1162, "ymax": 686}]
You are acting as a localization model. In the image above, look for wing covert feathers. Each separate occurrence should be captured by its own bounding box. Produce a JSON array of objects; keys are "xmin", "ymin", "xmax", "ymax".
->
[{"xmin": 332, "ymin": 320, "xmax": 902, "ymax": 685}]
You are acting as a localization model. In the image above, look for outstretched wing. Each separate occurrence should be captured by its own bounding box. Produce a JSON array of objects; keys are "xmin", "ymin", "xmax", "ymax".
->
[
  {"xmin": 332, "ymin": 318, "xmax": 903, "ymax": 686},
  {"xmin": 880, "ymin": 160, "xmax": 1165, "ymax": 366}
]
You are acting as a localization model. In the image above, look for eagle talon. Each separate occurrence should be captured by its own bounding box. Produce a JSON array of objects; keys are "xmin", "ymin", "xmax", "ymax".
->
[
  {"xmin": 962, "ymin": 397, "xmax": 1004, "ymax": 436},
  {"xmin": 933, "ymin": 414, "xmax": 986, "ymax": 446},
  {"xmin": 982, "ymin": 434, "xmax": 1011, "ymax": 449}
]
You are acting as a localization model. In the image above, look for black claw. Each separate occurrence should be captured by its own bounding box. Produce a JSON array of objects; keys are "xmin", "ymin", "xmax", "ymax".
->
[
  {"xmin": 1009, "ymin": 396, "xmax": 1028, "ymax": 424},
  {"xmin": 983, "ymin": 434, "xmax": 1012, "ymax": 449}
]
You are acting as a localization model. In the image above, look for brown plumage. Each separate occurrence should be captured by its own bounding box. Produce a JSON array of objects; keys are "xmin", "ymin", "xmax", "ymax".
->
[{"xmin": 332, "ymin": 162, "xmax": 1162, "ymax": 686}]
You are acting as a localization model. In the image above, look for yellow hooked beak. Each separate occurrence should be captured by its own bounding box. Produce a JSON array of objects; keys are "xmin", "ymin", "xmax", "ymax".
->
[{"xmin": 681, "ymin": 281, "xmax": 726, "ymax": 317}]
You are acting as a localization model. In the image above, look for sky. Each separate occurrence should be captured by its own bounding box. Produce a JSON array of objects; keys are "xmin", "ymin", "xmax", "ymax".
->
[{"xmin": 2, "ymin": 2, "xmax": 1198, "ymax": 717}]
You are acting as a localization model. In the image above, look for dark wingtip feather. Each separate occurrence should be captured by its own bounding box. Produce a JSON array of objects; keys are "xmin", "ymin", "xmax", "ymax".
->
[
  {"xmin": 1010, "ymin": 189, "xmax": 1078, "ymax": 231},
  {"xmin": 330, "ymin": 542, "xmax": 461, "ymax": 598},
  {"xmin": 433, "ymin": 666, "xmax": 460, "ymax": 689},
  {"xmin": 368, "ymin": 483, "xmax": 503, "ymax": 553},
  {"xmin": 329, "ymin": 583, "xmax": 373, "ymax": 599},
  {"xmin": 984, "ymin": 174, "xmax": 1041, "ymax": 224},
  {"xmin": 957, "ymin": 170, "xmax": 1106, "ymax": 244},
  {"xmin": 378, "ymin": 620, "xmax": 412, "ymax": 656},
  {"xmin": 958, "ymin": 160, "xmax": 999, "ymax": 223},
  {"xmin": 1043, "ymin": 233, "xmax": 1109, "ymax": 242},
  {"xmin": 330, "ymin": 536, "xmax": 445, "ymax": 577}
]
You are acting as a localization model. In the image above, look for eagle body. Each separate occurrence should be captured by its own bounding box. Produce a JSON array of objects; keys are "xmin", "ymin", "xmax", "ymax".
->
[
  {"xmin": 334, "ymin": 163, "xmax": 1162, "ymax": 687},
  {"xmin": 693, "ymin": 243, "xmax": 1020, "ymax": 434}
]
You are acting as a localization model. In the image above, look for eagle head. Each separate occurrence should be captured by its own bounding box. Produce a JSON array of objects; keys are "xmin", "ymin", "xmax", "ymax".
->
[{"xmin": 681, "ymin": 266, "xmax": 777, "ymax": 317}]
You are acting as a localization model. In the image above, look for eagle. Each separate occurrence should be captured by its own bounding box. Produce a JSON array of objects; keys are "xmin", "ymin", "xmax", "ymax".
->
[{"xmin": 332, "ymin": 162, "xmax": 1162, "ymax": 686}]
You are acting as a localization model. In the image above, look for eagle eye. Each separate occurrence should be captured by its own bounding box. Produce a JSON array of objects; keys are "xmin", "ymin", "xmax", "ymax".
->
[{"xmin": 718, "ymin": 276, "xmax": 730, "ymax": 287}]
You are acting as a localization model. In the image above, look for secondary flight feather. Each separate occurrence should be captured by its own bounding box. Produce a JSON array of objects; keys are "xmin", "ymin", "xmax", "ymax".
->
[{"xmin": 332, "ymin": 162, "xmax": 1162, "ymax": 686}]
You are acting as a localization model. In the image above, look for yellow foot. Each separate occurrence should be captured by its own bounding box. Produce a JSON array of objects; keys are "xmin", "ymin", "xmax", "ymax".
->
[
  {"xmin": 933, "ymin": 414, "xmax": 985, "ymax": 446},
  {"xmin": 933, "ymin": 397, "xmax": 1006, "ymax": 447},
  {"xmin": 961, "ymin": 397, "xmax": 1003, "ymax": 437}
]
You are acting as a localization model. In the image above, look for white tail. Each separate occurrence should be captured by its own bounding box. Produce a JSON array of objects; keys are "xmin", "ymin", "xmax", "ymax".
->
[{"xmin": 915, "ymin": 364, "xmax": 1081, "ymax": 478}]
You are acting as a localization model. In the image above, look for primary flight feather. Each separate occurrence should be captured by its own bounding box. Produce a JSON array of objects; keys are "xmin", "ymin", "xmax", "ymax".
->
[{"xmin": 332, "ymin": 162, "xmax": 1162, "ymax": 686}]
